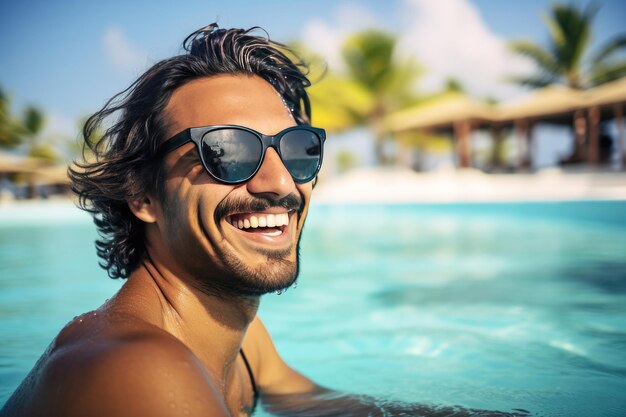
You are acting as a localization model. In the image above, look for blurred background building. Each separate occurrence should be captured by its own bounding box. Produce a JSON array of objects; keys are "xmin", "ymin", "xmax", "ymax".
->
[{"xmin": 1, "ymin": 0, "xmax": 625, "ymax": 199}]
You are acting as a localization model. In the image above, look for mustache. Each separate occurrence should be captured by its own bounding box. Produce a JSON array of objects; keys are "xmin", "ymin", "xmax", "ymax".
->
[{"xmin": 214, "ymin": 193, "xmax": 303, "ymax": 222}]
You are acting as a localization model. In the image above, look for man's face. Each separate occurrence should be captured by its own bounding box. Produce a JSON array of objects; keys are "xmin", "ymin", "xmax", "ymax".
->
[{"xmin": 150, "ymin": 74, "xmax": 313, "ymax": 297}]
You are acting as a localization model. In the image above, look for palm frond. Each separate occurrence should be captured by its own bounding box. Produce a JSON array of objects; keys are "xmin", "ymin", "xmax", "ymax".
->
[
  {"xmin": 505, "ymin": 74, "xmax": 558, "ymax": 89},
  {"xmin": 509, "ymin": 40, "xmax": 561, "ymax": 75},
  {"xmin": 590, "ymin": 34, "xmax": 626, "ymax": 65},
  {"xmin": 541, "ymin": 11, "xmax": 565, "ymax": 49},
  {"xmin": 342, "ymin": 30, "xmax": 396, "ymax": 92},
  {"xmin": 0, "ymin": 89, "xmax": 23, "ymax": 148},
  {"xmin": 383, "ymin": 57, "xmax": 422, "ymax": 107},
  {"xmin": 308, "ymin": 74, "xmax": 375, "ymax": 131},
  {"xmin": 588, "ymin": 61, "xmax": 626, "ymax": 86},
  {"xmin": 550, "ymin": 3, "xmax": 596, "ymax": 72},
  {"xmin": 23, "ymin": 106, "xmax": 45, "ymax": 137}
]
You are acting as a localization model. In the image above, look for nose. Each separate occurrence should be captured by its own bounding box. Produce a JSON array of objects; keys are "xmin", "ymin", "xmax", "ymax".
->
[{"xmin": 245, "ymin": 147, "xmax": 296, "ymax": 198}]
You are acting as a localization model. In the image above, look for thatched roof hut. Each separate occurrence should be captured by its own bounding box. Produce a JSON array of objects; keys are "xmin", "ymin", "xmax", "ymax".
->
[
  {"xmin": 383, "ymin": 93, "xmax": 495, "ymax": 132},
  {"xmin": 383, "ymin": 77, "xmax": 626, "ymax": 168}
]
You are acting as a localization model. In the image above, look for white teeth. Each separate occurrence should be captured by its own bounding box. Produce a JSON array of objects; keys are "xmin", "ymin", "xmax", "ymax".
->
[
  {"xmin": 274, "ymin": 213, "xmax": 289, "ymax": 227},
  {"xmin": 266, "ymin": 214, "xmax": 276, "ymax": 227},
  {"xmin": 229, "ymin": 212, "xmax": 291, "ymax": 230}
]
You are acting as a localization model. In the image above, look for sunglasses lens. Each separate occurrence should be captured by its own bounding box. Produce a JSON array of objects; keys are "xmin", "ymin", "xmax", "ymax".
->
[
  {"xmin": 280, "ymin": 129, "xmax": 322, "ymax": 183},
  {"xmin": 201, "ymin": 129, "xmax": 262, "ymax": 183}
]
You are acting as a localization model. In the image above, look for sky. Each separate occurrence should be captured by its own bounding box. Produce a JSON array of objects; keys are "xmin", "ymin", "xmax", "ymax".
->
[{"xmin": 1, "ymin": 0, "xmax": 625, "ymax": 139}]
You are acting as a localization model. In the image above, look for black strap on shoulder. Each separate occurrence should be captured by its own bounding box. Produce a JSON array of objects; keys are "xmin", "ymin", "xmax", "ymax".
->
[{"xmin": 239, "ymin": 348, "xmax": 259, "ymax": 408}]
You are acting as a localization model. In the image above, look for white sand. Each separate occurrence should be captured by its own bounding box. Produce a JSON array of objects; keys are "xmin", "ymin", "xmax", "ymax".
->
[
  {"xmin": 2, "ymin": 168, "xmax": 625, "ymax": 209},
  {"xmin": 313, "ymin": 167, "xmax": 626, "ymax": 204}
]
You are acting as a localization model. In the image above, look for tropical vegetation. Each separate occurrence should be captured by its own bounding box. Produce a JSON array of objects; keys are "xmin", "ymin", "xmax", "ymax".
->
[
  {"xmin": 510, "ymin": 2, "xmax": 626, "ymax": 89},
  {"xmin": 307, "ymin": 29, "xmax": 421, "ymax": 165},
  {"xmin": 0, "ymin": 86, "xmax": 59, "ymax": 162}
]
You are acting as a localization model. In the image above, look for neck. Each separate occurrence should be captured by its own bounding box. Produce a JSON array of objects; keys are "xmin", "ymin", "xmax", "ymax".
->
[{"xmin": 114, "ymin": 259, "xmax": 260, "ymax": 381}]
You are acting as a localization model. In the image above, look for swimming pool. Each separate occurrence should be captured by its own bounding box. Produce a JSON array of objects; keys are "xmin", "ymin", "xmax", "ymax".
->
[{"xmin": 1, "ymin": 200, "xmax": 625, "ymax": 416}]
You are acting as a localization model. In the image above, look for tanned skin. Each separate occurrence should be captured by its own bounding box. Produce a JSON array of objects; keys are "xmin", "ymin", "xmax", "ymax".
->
[{"xmin": 2, "ymin": 75, "xmax": 317, "ymax": 417}]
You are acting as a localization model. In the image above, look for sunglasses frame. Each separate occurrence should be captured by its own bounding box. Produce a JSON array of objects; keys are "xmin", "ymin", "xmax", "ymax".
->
[{"xmin": 158, "ymin": 124, "xmax": 326, "ymax": 184}]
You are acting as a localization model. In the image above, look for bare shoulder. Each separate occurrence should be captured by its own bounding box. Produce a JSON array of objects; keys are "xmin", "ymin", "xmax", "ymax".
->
[
  {"xmin": 242, "ymin": 316, "xmax": 316, "ymax": 395},
  {"xmin": 4, "ymin": 312, "xmax": 228, "ymax": 417}
]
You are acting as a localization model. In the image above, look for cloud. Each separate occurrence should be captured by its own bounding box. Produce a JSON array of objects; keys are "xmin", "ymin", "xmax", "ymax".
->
[
  {"xmin": 301, "ymin": 0, "xmax": 535, "ymax": 100},
  {"xmin": 103, "ymin": 27, "xmax": 149, "ymax": 73},
  {"xmin": 301, "ymin": 3, "xmax": 379, "ymax": 71},
  {"xmin": 397, "ymin": 0, "xmax": 533, "ymax": 100}
]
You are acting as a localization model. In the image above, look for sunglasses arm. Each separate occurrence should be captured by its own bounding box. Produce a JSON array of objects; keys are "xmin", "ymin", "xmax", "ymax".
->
[{"xmin": 157, "ymin": 129, "xmax": 194, "ymax": 155}]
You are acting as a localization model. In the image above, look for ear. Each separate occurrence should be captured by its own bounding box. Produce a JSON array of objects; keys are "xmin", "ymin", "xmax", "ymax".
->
[{"xmin": 128, "ymin": 195, "xmax": 158, "ymax": 223}]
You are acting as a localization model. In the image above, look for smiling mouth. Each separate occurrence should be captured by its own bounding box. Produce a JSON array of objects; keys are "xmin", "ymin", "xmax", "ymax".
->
[{"xmin": 226, "ymin": 211, "xmax": 293, "ymax": 237}]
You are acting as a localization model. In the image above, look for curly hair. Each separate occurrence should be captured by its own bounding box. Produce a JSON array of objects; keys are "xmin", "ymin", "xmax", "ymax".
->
[{"xmin": 69, "ymin": 24, "xmax": 313, "ymax": 279}]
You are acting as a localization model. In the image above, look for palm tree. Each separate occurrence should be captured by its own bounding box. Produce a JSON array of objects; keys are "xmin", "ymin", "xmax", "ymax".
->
[
  {"xmin": 0, "ymin": 89, "xmax": 59, "ymax": 161},
  {"xmin": 0, "ymin": 87, "xmax": 22, "ymax": 149},
  {"xmin": 510, "ymin": 2, "xmax": 626, "ymax": 89},
  {"xmin": 15, "ymin": 106, "xmax": 62, "ymax": 198},
  {"xmin": 307, "ymin": 29, "xmax": 421, "ymax": 165},
  {"xmin": 19, "ymin": 106, "xmax": 59, "ymax": 162},
  {"xmin": 0, "ymin": 88, "xmax": 63, "ymax": 197},
  {"xmin": 509, "ymin": 2, "xmax": 626, "ymax": 164}
]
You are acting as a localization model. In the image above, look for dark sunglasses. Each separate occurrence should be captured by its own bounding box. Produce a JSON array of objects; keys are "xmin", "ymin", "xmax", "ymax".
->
[{"xmin": 158, "ymin": 125, "xmax": 326, "ymax": 184}]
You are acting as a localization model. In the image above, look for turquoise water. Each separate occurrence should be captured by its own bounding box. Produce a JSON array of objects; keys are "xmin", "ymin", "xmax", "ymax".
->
[{"xmin": 1, "ymin": 200, "xmax": 626, "ymax": 416}]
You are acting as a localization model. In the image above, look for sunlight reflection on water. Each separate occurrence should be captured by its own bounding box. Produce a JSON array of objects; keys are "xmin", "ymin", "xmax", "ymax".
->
[{"xmin": 1, "ymin": 200, "xmax": 625, "ymax": 416}]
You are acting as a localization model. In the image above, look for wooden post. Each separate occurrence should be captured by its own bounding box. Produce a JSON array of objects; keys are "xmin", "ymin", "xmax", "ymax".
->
[
  {"xmin": 615, "ymin": 104, "xmax": 625, "ymax": 170},
  {"xmin": 454, "ymin": 121, "xmax": 471, "ymax": 168},
  {"xmin": 514, "ymin": 119, "xmax": 530, "ymax": 170},
  {"xmin": 396, "ymin": 140, "xmax": 412, "ymax": 169},
  {"xmin": 527, "ymin": 121, "xmax": 535, "ymax": 169},
  {"xmin": 573, "ymin": 109, "xmax": 587, "ymax": 163},
  {"xmin": 587, "ymin": 106, "xmax": 600, "ymax": 165},
  {"xmin": 490, "ymin": 125, "xmax": 502, "ymax": 171}
]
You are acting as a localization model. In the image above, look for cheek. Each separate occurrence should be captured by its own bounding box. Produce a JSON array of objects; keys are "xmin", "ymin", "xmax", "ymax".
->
[
  {"xmin": 296, "ymin": 183, "xmax": 313, "ymax": 227},
  {"xmin": 188, "ymin": 184, "xmax": 235, "ymax": 238},
  {"xmin": 298, "ymin": 183, "xmax": 313, "ymax": 205},
  {"xmin": 159, "ymin": 187, "xmax": 222, "ymax": 264},
  {"xmin": 160, "ymin": 182, "xmax": 204, "ymax": 240}
]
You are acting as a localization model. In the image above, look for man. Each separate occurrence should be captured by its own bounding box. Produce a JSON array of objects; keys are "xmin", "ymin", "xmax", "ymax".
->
[
  {"xmin": 2, "ymin": 24, "xmax": 325, "ymax": 417},
  {"xmin": 2, "ymin": 25, "xmax": 526, "ymax": 417}
]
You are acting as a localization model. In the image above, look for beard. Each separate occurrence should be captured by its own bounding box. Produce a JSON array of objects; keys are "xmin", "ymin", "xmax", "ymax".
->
[
  {"xmin": 167, "ymin": 192, "xmax": 306, "ymax": 299},
  {"xmin": 201, "ymin": 239, "xmax": 302, "ymax": 298}
]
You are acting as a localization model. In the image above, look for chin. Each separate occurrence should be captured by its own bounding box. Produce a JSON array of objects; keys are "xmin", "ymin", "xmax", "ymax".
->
[
  {"xmin": 237, "ymin": 253, "xmax": 300, "ymax": 296},
  {"xmin": 200, "ymin": 242, "xmax": 301, "ymax": 298}
]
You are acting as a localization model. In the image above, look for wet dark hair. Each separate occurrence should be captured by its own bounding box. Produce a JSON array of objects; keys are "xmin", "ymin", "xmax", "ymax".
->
[{"xmin": 69, "ymin": 24, "xmax": 312, "ymax": 279}]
